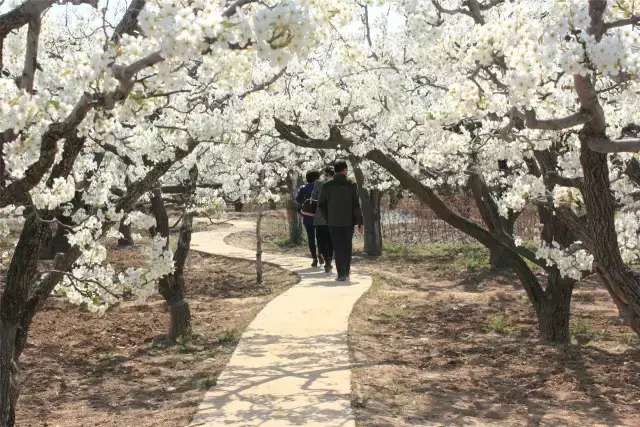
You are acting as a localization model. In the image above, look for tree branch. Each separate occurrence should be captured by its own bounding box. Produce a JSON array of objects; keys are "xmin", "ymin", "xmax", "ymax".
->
[
  {"xmin": 20, "ymin": 14, "xmax": 40, "ymax": 93},
  {"xmin": 584, "ymin": 135, "xmax": 640, "ymax": 153},
  {"xmin": 523, "ymin": 108, "xmax": 589, "ymax": 131},
  {"xmin": 604, "ymin": 16, "xmax": 640, "ymax": 31}
]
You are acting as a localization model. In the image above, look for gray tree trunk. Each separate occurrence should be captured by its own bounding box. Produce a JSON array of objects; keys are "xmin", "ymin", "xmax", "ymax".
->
[
  {"xmin": 286, "ymin": 171, "xmax": 303, "ymax": 245},
  {"xmin": 351, "ymin": 158, "xmax": 383, "ymax": 256}
]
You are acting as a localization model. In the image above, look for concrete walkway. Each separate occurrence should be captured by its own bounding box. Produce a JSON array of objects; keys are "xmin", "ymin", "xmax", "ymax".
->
[{"xmin": 188, "ymin": 220, "xmax": 371, "ymax": 427}]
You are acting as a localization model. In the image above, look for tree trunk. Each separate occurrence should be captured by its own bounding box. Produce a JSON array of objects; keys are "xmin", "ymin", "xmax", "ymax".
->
[
  {"xmin": 150, "ymin": 166, "xmax": 197, "ymax": 340},
  {"xmin": 351, "ymin": 157, "xmax": 383, "ymax": 256},
  {"xmin": 0, "ymin": 215, "xmax": 50, "ymax": 426},
  {"xmin": 467, "ymin": 171, "xmax": 517, "ymax": 270},
  {"xmin": 388, "ymin": 190, "xmax": 400, "ymax": 210},
  {"xmin": 256, "ymin": 202, "xmax": 264, "ymax": 284},
  {"xmin": 268, "ymin": 199, "xmax": 277, "ymax": 210},
  {"xmin": 117, "ymin": 218, "xmax": 134, "ymax": 247},
  {"xmin": 286, "ymin": 171, "xmax": 303, "ymax": 245},
  {"xmin": 234, "ymin": 200, "xmax": 244, "ymax": 212},
  {"xmin": 360, "ymin": 189, "xmax": 382, "ymax": 256},
  {"xmin": 39, "ymin": 215, "xmax": 72, "ymax": 260},
  {"xmin": 488, "ymin": 247, "xmax": 511, "ymax": 270},
  {"xmin": 577, "ymin": 141, "xmax": 640, "ymax": 336},
  {"xmin": 537, "ymin": 272, "xmax": 574, "ymax": 343},
  {"xmin": 0, "ymin": 323, "xmax": 19, "ymax": 427}
]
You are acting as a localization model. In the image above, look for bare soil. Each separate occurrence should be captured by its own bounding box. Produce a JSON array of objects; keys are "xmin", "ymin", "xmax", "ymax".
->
[
  {"xmin": 349, "ymin": 261, "xmax": 640, "ymax": 427},
  {"xmin": 15, "ymin": 246, "xmax": 298, "ymax": 427}
]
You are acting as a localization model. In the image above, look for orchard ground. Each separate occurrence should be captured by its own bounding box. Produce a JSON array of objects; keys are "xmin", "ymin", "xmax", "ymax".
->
[{"xmin": 6, "ymin": 207, "xmax": 640, "ymax": 426}]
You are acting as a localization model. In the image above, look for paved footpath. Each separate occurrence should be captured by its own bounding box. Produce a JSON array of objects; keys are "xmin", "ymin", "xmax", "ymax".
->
[{"xmin": 188, "ymin": 220, "xmax": 371, "ymax": 427}]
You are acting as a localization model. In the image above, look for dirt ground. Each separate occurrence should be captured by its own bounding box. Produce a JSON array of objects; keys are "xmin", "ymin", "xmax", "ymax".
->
[
  {"xmin": 15, "ymin": 245, "xmax": 298, "ymax": 427},
  {"xmin": 224, "ymin": 214, "xmax": 640, "ymax": 427},
  {"xmin": 350, "ymin": 260, "xmax": 640, "ymax": 427}
]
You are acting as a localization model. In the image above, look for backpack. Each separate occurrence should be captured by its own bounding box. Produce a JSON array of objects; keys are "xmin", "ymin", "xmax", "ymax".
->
[{"xmin": 301, "ymin": 197, "xmax": 317, "ymax": 215}]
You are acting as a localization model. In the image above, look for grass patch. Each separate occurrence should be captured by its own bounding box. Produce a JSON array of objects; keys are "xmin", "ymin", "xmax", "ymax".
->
[
  {"xmin": 271, "ymin": 235, "xmax": 306, "ymax": 249},
  {"xmin": 572, "ymin": 320, "xmax": 599, "ymax": 338},
  {"xmin": 351, "ymin": 394, "xmax": 369, "ymax": 408},
  {"xmin": 383, "ymin": 242, "xmax": 490, "ymax": 272},
  {"xmin": 197, "ymin": 375, "xmax": 218, "ymax": 389},
  {"xmin": 218, "ymin": 328, "xmax": 242, "ymax": 344},
  {"xmin": 489, "ymin": 315, "xmax": 510, "ymax": 334},
  {"xmin": 622, "ymin": 331, "xmax": 637, "ymax": 344}
]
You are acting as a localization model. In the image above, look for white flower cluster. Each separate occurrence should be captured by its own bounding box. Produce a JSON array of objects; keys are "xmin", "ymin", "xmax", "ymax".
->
[
  {"xmin": 535, "ymin": 240, "xmax": 593, "ymax": 281},
  {"xmin": 498, "ymin": 175, "xmax": 546, "ymax": 216},
  {"xmin": 616, "ymin": 211, "xmax": 640, "ymax": 264}
]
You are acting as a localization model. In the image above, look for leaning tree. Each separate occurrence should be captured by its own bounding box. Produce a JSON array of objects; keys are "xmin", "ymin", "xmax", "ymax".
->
[{"xmin": 270, "ymin": 1, "xmax": 611, "ymax": 343}]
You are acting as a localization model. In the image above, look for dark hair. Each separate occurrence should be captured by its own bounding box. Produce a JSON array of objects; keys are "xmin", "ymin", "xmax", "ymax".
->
[
  {"xmin": 334, "ymin": 160, "xmax": 348, "ymax": 174},
  {"xmin": 323, "ymin": 166, "xmax": 335, "ymax": 177},
  {"xmin": 305, "ymin": 170, "xmax": 321, "ymax": 183}
]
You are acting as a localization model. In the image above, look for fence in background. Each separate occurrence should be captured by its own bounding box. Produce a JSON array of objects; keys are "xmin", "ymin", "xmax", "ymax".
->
[{"xmin": 380, "ymin": 196, "xmax": 539, "ymax": 246}]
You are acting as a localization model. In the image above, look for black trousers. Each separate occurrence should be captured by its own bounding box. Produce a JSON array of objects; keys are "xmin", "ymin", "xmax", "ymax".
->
[
  {"xmin": 329, "ymin": 226, "xmax": 354, "ymax": 277},
  {"xmin": 304, "ymin": 224, "xmax": 317, "ymax": 259},
  {"xmin": 316, "ymin": 225, "xmax": 333, "ymax": 263}
]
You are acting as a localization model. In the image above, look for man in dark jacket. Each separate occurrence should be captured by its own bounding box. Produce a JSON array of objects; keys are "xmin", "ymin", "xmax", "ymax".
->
[
  {"xmin": 312, "ymin": 166, "xmax": 335, "ymax": 273},
  {"xmin": 319, "ymin": 160, "xmax": 363, "ymax": 281}
]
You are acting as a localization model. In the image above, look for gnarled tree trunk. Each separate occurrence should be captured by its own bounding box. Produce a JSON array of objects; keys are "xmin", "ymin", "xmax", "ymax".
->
[
  {"xmin": 577, "ymin": 142, "xmax": 640, "ymax": 335},
  {"xmin": 150, "ymin": 166, "xmax": 198, "ymax": 340}
]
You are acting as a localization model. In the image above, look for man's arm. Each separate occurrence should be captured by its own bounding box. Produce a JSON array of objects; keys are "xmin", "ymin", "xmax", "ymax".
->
[{"xmin": 352, "ymin": 182, "xmax": 364, "ymax": 226}]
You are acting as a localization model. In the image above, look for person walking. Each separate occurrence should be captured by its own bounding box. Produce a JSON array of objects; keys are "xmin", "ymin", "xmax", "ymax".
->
[
  {"xmin": 319, "ymin": 160, "xmax": 363, "ymax": 281},
  {"xmin": 311, "ymin": 166, "xmax": 335, "ymax": 273},
  {"xmin": 296, "ymin": 170, "xmax": 321, "ymax": 267}
]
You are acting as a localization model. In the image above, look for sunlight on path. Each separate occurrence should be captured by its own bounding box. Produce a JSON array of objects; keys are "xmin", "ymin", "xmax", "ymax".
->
[{"xmin": 188, "ymin": 220, "xmax": 371, "ymax": 427}]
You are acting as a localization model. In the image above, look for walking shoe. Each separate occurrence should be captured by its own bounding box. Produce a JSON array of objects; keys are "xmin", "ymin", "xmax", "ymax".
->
[
  {"xmin": 324, "ymin": 263, "xmax": 332, "ymax": 273},
  {"xmin": 335, "ymin": 276, "xmax": 348, "ymax": 282},
  {"xmin": 318, "ymin": 254, "xmax": 325, "ymax": 265},
  {"xmin": 311, "ymin": 258, "xmax": 318, "ymax": 268}
]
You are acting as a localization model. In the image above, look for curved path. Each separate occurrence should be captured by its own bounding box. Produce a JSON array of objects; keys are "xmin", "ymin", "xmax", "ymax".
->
[{"xmin": 189, "ymin": 220, "xmax": 371, "ymax": 427}]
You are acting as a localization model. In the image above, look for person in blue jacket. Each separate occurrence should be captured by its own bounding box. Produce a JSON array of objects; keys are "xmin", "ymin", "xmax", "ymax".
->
[{"xmin": 296, "ymin": 170, "xmax": 321, "ymax": 267}]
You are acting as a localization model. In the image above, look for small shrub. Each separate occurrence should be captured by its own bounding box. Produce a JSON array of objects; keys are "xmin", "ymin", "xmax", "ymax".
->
[
  {"xmin": 218, "ymin": 328, "xmax": 242, "ymax": 344},
  {"xmin": 622, "ymin": 331, "xmax": 637, "ymax": 344},
  {"xmin": 489, "ymin": 315, "xmax": 509, "ymax": 334},
  {"xmin": 351, "ymin": 395, "xmax": 368, "ymax": 408},
  {"xmin": 572, "ymin": 320, "xmax": 598, "ymax": 337},
  {"xmin": 197, "ymin": 375, "xmax": 218, "ymax": 389}
]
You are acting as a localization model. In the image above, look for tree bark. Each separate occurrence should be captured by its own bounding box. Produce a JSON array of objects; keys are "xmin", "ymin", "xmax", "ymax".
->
[
  {"xmin": 578, "ymin": 141, "xmax": 640, "ymax": 335},
  {"xmin": 537, "ymin": 271, "xmax": 574, "ymax": 343},
  {"xmin": 150, "ymin": 166, "xmax": 197, "ymax": 340},
  {"xmin": 117, "ymin": 218, "xmax": 134, "ymax": 247},
  {"xmin": 256, "ymin": 202, "xmax": 264, "ymax": 284},
  {"xmin": 0, "ymin": 215, "xmax": 50, "ymax": 426},
  {"xmin": 350, "ymin": 158, "xmax": 383, "ymax": 256},
  {"xmin": 286, "ymin": 171, "xmax": 303, "ymax": 245}
]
